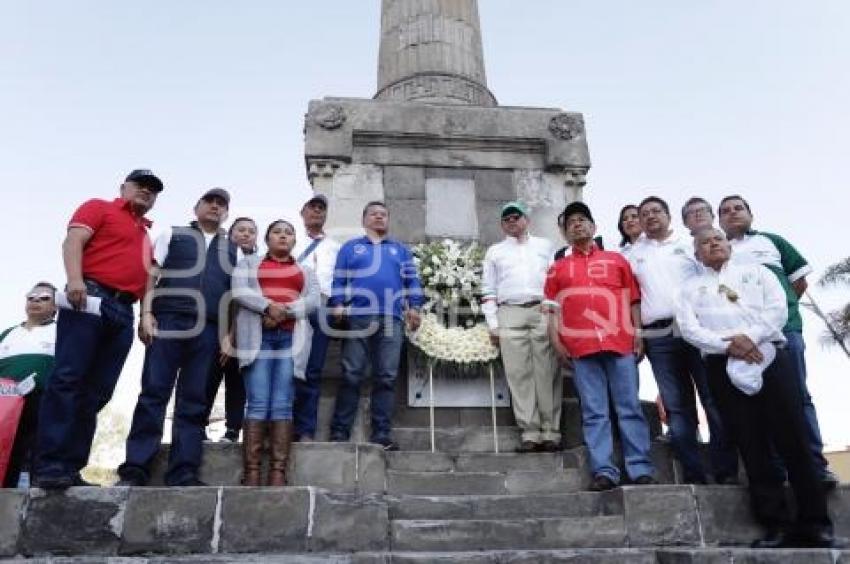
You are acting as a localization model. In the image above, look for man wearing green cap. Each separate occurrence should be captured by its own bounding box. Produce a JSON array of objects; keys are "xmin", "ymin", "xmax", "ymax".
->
[{"xmin": 481, "ymin": 202, "xmax": 560, "ymax": 452}]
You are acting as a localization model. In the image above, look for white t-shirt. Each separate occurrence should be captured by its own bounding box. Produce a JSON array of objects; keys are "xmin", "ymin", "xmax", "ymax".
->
[
  {"xmin": 628, "ymin": 231, "xmax": 701, "ymax": 325},
  {"xmin": 0, "ymin": 323, "xmax": 56, "ymax": 359}
]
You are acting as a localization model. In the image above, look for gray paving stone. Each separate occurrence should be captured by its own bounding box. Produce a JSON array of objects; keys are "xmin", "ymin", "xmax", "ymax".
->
[
  {"xmin": 622, "ymin": 485, "xmax": 701, "ymax": 547},
  {"xmin": 385, "ymin": 452, "xmax": 454, "ymax": 472},
  {"xmin": 0, "ymin": 489, "xmax": 25, "ymax": 556},
  {"xmin": 692, "ymin": 486, "xmax": 762, "ymax": 546},
  {"xmin": 21, "ymin": 487, "xmax": 128, "ymax": 556},
  {"xmin": 388, "ymin": 491, "xmax": 623, "ymax": 520},
  {"xmin": 387, "ymin": 471, "xmax": 509, "ymax": 495},
  {"xmin": 503, "ymin": 469, "xmax": 584, "ymax": 495},
  {"xmin": 655, "ymin": 548, "xmax": 849, "ymax": 564},
  {"xmin": 454, "ymin": 452, "xmax": 564, "ymax": 473},
  {"xmin": 310, "ymin": 494, "xmax": 389, "ymax": 553},
  {"xmin": 119, "ymin": 487, "xmax": 218, "ymax": 555},
  {"xmin": 218, "ymin": 487, "xmax": 310, "ymax": 553},
  {"xmin": 392, "ymin": 426, "xmax": 521, "ymax": 452},
  {"xmin": 390, "ymin": 516, "xmax": 626, "ymax": 551}
]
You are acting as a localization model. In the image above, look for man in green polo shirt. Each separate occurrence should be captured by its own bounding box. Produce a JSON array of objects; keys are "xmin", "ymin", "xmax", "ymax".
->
[{"xmin": 0, "ymin": 282, "xmax": 57, "ymax": 487}]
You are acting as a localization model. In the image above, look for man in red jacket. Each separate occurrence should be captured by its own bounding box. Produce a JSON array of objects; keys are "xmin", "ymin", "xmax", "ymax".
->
[{"xmin": 544, "ymin": 202, "xmax": 655, "ymax": 491}]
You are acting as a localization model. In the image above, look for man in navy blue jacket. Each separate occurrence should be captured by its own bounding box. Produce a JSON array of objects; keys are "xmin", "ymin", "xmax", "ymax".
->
[
  {"xmin": 327, "ymin": 201, "xmax": 424, "ymax": 451},
  {"xmin": 118, "ymin": 188, "xmax": 237, "ymax": 486}
]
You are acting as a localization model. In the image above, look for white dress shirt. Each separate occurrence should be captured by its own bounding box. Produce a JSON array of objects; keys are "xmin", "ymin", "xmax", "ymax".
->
[
  {"xmin": 628, "ymin": 231, "xmax": 701, "ymax": 325},
  {"xmin": 676, "ymin": 261, "xmax": 788, "ymax": 356},
  {"xmin": 481, "ymin": 235, "xmax": 554, "ymax": 330},
  {"xmin": 294, "ymin": 233, "xmax": 340, "ymax": 298}
]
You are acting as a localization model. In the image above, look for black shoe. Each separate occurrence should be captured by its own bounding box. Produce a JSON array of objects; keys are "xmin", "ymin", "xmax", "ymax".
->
[
  {"xmin": 172, "ymin": 477, "xmax": 208, "ymax": 487},
  {"xmin": 821, "ymin": 469, "xmax": 840, "ymax": 491},
  {"xmin": 222, "ymin": 428, "xmax": 239, "ymax": 442},
  {"xmin": 372, "ymin": 438, "xmax": 400, "ymax": 451},
  {"xmin": 115, "ymin": 476, "xmax": 147, "ymax": 487},
  {"xmin": 633, "ymin": 475, "xmax": 657, "ymax": 485},
  {"xmin": 751, "ymin": 529, "xmax": 789, "ymax": 549},
  {"xmin": 589, "ymin": 475, "xmax": 617, "ymax": 492},
  {"xmin": 515, "ymin": 441, "xmax": 540, "ymax": 454},
  {"xmin": 538, "ymin": 440, "xmax": 562, "ymax": 453},
  {"xmin": 792, "ymin": 531, "xmax": 848, "ymax": 549},
  {"xmin": 33, "ymin": 475, "xmax": 76, "ymax": 491}
]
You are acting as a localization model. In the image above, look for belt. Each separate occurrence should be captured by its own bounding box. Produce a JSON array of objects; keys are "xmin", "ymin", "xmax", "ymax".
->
[
  {"xmin": 502, "ymin": 300, "xmax": 541, "ymax": 308},
  {"xmin": 642, "ymin": 318, "xmax": 675, "ymax": 330},
  {"xmin": 85, "ymin": 279, "xmax": 137, "ymax": 305}
]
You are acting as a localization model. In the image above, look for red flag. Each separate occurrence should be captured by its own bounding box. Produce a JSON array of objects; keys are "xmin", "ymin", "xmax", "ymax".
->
[{"xmin": 0, "ymin": 378, "xmax": 25, "ymax": 485}]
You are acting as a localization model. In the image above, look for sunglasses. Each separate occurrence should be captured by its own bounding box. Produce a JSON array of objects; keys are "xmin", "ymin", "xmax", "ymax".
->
[{"xmin": 27, "ymin": 294, "xmax": 52, "ymax": 303}]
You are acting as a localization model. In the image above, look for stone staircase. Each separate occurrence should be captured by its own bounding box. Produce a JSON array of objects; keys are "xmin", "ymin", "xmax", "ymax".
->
[{"xmin": 1, "ymin": 426, "xmax": 848, "ymax": 562}]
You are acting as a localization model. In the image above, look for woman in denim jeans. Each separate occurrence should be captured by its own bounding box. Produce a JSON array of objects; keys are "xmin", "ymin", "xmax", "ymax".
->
[{"xmin": 233, "ymin": 220, "xmax": 318, "ymax": 486}]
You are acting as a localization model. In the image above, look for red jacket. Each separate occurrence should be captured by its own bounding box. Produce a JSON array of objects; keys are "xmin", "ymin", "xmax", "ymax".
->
[{"xmin": 543, "ymin": 246, "xmax": 640, "ymax": 359}]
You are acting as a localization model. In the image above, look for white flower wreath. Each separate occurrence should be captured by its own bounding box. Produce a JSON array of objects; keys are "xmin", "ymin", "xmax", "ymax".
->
[{"xmin": 409, "ymin": 239, "xmax": 499, "ymax": 364}]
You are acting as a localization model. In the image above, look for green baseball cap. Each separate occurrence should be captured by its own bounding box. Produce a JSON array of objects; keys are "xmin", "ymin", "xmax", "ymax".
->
[{"xmin": 500, "ymin": 201, "xmax": 528, "ymax": 218}]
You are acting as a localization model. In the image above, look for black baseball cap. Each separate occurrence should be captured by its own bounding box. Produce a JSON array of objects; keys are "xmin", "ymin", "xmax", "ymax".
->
[
  {"xmin": 200, "ymin": 187, "xmax": 231, "ymax": 206},
  {"xmin": 125, "ymin": 169, "xmax": 164, "ymax": 192},
  {"xmin": 559, "ymin": 201, "xmax": 594, "ymax": 225}
]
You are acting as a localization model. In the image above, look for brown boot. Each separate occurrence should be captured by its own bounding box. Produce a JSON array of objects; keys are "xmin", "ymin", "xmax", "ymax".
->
[
  {"xmin": 268, "ymin": 420, "xmax": 294, "ymax": 486},
  {"xmin": 241, "ymin": 420, "xmax": 266, "ymax": 487}
]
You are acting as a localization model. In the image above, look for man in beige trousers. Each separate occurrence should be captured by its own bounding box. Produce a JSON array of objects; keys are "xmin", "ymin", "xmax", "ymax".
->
[{"xmin": 482, "ymin": 201, "xmax": 561, "ymax": 452}]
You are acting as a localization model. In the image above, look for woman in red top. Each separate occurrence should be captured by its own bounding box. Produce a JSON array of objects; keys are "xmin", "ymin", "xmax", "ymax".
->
[{"xmin": 234, "ymin": 220, "xmax": 318, "ymax": 486}]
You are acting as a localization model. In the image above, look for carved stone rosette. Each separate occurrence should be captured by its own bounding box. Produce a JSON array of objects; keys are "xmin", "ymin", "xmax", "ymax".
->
[
  {"xmin": 309, "ymin": 105, "xmax": 347, "ymax": 130},
  {"xmin": 548, "ymin": 113, "xmax": 585, "ymax": 141}
]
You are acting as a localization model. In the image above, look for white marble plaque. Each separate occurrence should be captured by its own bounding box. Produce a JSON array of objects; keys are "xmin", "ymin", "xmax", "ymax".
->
[{"xmin": 426, "ymin": 177, "xmax": 479, "ymax": 238}]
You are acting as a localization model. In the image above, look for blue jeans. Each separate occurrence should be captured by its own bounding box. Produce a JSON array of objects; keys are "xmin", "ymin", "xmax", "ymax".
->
[
  {"xmin": 294, "ymin": 309, "xmax": 331, "ymax": 438},
  {"xmin": 34, "ymin": 288, "xmax": 134, "ymax": 481},
  {"xmin": 119, "ymin": 313, "xmax": 218, "ymax": 486},
  {"xmin": 645, "ymin": 333, "xmax": 738, "ymax": 483},
  {"xmin": 573, "ymin": 352, "xmax": 654, "ymax": 483},
  {"xmin": 782, "ymin": 330, "xmax": 828, "ymax": 473},
  {"xmin": 330, "ymin": 315, "xmax": 403, "ymax": 443},
  {"xmin": 244, "ymin": 328, "xmax": 295, "ymax": 421}
]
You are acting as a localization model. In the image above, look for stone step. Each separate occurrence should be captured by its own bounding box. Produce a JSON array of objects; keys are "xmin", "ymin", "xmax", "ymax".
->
[
  {"xmin": 386, "ymin": 469, "xmax": 584, "ymax": 496},
  {"xmin": 384, "ymin": 451, "xmax": 568, "ymax": 473},
  {"xmin": 391, "ymin": 425, "xmax": 522, "ymax": 452},
  {"xmin": 390, "ymin": 516, "xmax": 628, "ymax": 551},
  {"xmin": 388, "ymin": 491, "xmax": 624, "ymax": 520},
  {"xmin": 11, "ymin": 549, "xmax": 850, "ymax": 563}
]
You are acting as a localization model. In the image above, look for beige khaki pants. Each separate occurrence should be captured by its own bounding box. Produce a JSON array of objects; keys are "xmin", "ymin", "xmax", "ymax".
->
[{"xmin": 497, "ymin": 304, "xmax": 562, "ymax": 443}]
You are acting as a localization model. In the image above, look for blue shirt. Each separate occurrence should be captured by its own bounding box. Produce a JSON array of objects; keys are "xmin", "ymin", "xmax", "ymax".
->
[{"xmin": 329, "ymin": 236, "xmax": 424, "ymax": 318}]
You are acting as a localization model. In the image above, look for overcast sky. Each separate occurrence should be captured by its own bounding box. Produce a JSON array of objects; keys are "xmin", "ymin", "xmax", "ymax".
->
[{"xmin": 2, "ymin": 1, "xmax": 848, "ymax": 448}]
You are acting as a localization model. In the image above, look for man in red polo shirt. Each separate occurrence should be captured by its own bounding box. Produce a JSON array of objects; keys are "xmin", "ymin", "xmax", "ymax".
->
[
  {"xmin": 543, "ymin": 202, "xmax": 655, "ymax": 491},
  {"xmin": 33, "ymin": 169, "xmax": 162, "ymax": 490}
]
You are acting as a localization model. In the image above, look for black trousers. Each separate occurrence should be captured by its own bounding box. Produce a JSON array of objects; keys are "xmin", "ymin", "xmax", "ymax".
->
[
  {"xmin": 705, "ymin": 349, "xmax": 832, "ymax": 536},
  {"xmin": 204, "ymin": 356, "xmax": 245, "ymax": 433}
]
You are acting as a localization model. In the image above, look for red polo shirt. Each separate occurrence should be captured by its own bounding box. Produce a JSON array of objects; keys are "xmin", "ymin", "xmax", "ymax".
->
[
  {"xmin": 258, "ymin": 256, "xmax": 305, "ymax": 331},
  {"xmin": 69, "ymin": 198, "xmax": 152, "ymax": 299},
  {"xmin": 543, "ymin": 246, "xmax": 640, "ymax": 359}
]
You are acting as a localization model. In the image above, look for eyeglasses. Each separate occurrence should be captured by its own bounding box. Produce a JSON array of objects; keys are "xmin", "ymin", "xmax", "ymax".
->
[
  {"xmin": 27, "ymin": 295, "xmax": 52, "ymax": 303},
  {"xmin": 685, "ymin": 206, "xmax": 712, "ymax": 217},
  {"xmin": 501, "ymin": 214, "xmax": 522, "ymax": 223}
]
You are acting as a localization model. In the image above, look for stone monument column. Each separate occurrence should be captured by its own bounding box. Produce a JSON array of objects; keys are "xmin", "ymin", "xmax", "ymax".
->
[{"xmin": 376, "ymin": 0, "xmax": 497, "ymax": 107}]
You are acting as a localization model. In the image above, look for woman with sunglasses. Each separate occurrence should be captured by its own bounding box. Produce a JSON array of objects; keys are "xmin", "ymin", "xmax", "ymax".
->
[{"xmin": 232, "ymin": 220, "xmax": 318, "ymax": 486}]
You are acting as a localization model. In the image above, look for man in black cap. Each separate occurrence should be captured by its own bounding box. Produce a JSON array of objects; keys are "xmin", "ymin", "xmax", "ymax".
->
[
  {"xmin": 118, "ymin": 187, "xmax": 237, "ymax": 487},
  {"xmin": 33, "ymin": 169, "xmax": 162, "ymax": 489}
]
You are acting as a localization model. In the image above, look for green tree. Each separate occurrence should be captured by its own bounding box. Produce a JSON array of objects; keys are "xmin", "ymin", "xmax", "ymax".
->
[{"xmin": 800, "ymin": 257, "xmax": 850, "ymax": 358}]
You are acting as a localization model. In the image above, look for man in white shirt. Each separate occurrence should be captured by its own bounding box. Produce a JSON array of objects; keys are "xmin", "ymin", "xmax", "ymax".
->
[
  {"xmin": 629, "ymin": 196, "xmax": 738, "ymax": 485},
  {"xmin": 677, "ymin": 228, "xmax": 839, "ymax": 549},
  {"xmin": 0, "ymin": 282, "xmax": 57, "ymax": 487},
  {"xmin": 482, "ymin": 201, "xmax": 560, "ymax": 453},
  {"xmin": 292, "ymin": 194, "xmax": 340, "ymax": 441}
]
